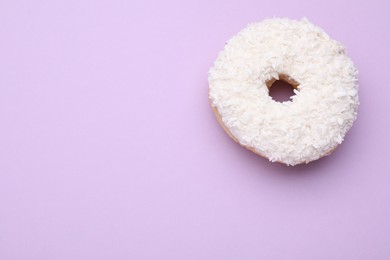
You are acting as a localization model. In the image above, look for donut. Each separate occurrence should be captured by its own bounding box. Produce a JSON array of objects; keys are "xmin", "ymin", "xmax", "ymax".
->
[{"xmin": 208, "ymin": 18, "xmax": 359, "ymax": 166}]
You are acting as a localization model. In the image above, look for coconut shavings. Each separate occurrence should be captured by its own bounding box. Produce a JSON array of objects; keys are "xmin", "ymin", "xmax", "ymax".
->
[{"xmin": 208, "ymin": 18, "xmax": 359, "ymax": 165}]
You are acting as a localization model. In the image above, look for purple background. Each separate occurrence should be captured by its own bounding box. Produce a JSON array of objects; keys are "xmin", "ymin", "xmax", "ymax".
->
[{"xmin": 1, "ymin": 0, "xmax": 389, "ymax": 259}]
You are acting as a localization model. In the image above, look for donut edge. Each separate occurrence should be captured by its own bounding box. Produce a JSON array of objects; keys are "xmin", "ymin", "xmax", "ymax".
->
[
  {"xmin": 209, "ymin": 98, "xmax": 338, "ymax": 166},
  {"xmin": 209, "ymin": 98, "xmax": 281, "ymax": 164}
]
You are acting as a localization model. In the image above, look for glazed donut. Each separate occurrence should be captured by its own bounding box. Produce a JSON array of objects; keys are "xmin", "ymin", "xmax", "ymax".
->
[{"xmin": 208, "ymin": 18, "xmax": 359, "ymax": 166}]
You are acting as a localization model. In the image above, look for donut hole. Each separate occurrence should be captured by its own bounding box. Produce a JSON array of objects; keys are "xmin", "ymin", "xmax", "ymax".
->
[{"xmin": 266, "ymin": 75, "xmax": 299, "ymax": 102}]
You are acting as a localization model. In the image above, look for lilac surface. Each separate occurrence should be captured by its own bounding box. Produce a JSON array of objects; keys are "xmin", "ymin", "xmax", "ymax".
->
[{"xmin": 0, "ymin": 0, "xmax": 389, "ymax": 259}]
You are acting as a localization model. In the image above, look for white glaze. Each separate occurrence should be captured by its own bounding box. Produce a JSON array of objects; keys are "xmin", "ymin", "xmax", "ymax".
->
[{"xmin": 209, "ymin": 18, "xmax": 359, "ymax": 165}]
